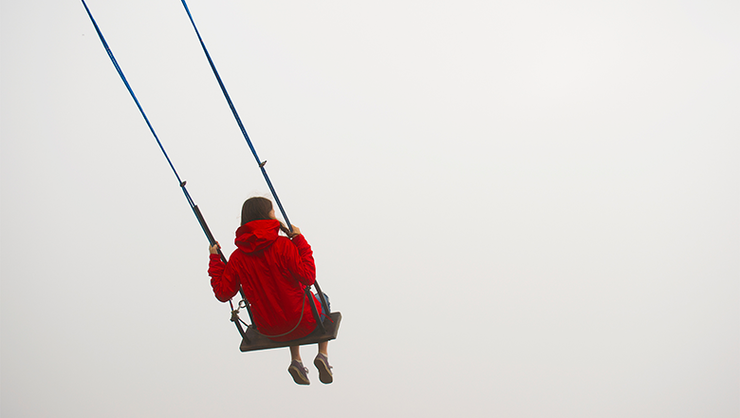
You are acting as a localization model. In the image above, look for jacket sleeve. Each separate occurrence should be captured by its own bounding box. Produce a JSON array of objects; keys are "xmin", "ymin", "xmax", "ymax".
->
[
  {"xmin": 284, "ymin": 235, "xmax": 316, "ymax": 287},
  {"xmin": 208, "ymin": 253, "xmax": 240, "ymax": 302}
]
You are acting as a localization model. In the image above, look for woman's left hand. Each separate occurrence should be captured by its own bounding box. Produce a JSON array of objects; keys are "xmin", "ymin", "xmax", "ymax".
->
[{"xmin": 209, "ymin": 242, "xmax": 220, "ymax": 254}]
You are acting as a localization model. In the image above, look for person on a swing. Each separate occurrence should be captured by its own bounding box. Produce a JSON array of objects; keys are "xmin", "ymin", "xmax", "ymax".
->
[{"xmin": 207, "ymin": 196, "xmax": 332, "ymax": 385}]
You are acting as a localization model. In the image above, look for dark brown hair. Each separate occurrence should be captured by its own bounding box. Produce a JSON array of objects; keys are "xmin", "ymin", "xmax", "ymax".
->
[{"xmin": 241, "ymin": 196, "xmax": 290, "ymax": 235}]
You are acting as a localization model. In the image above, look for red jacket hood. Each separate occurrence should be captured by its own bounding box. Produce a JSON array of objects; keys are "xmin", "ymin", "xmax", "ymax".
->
[{"xmin": 234, "ymin": 219, "xmax": 281, "ymax": 254}]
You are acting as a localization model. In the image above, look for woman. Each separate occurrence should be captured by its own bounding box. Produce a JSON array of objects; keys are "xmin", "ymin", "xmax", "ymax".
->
[{"xmin": 208, "ymin": 196, "xmax": 332, "ymax": 385}]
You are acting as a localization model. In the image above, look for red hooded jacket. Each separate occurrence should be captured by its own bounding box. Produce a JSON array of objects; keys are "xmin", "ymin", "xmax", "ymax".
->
[{"xmin": 208, "ymin": 219, "xmax": 319, "ymax": 342}]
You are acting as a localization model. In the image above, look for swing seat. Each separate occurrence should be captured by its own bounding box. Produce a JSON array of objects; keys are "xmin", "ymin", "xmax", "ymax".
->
[{"xmin": 239, "ymin": 312, "xmax": 342, "ymax": 352}]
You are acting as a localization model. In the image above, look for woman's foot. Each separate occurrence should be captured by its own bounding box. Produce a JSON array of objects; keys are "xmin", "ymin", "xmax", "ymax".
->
[
  {"xmin": 288, "ymin": 360, "xmax": 310, "ymax": 385},
  {"xmin": 313, "ymin": 353, "xmax": 333, "ymax": 384}
]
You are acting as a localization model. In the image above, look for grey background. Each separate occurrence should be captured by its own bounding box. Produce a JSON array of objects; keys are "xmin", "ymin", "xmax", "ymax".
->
[{"xmin": 1, "ymin": 0, "xmax": 738, "ymax": 417}]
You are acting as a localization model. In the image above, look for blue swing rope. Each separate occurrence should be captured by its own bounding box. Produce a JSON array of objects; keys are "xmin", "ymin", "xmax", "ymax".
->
[
  {"xmin": 82, "ymin": 0, "xmax": 197, "ymax": 237},
  {"xmin": 180, "ymin": 0, "xmax": 332, "ymax": 323},
  {"xmin": 180, "ymin": 0, "xmax": 293, "ymax": 233},
  {"xmin": 81, "ymin": 0, "xmax": 253, "ymax": 336}
]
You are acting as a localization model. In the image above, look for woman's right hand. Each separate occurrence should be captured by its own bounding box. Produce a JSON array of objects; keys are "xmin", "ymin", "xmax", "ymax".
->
[
  {"xmin": 288, "ymin": 225, "xmax": 301, "ymax": 239},
  {"xmin": 209, "ymin": 242, "xmax": 220, "ymax": 254}
]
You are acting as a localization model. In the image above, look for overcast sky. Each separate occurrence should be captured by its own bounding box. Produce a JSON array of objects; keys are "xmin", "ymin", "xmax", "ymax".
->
[{"xmin": 1, "ymin": 0, "xmax": 738, "ymax": 417}]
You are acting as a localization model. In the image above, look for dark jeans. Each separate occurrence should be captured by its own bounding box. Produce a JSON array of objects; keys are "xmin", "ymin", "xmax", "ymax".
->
[{"xmin": 314, "ymin": 292, "xmax": 330, "ymax": 321}]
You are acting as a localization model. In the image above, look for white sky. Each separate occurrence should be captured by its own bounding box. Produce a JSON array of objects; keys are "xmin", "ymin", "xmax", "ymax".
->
[{"xmin": 1, "ymin": 0, "xmax": 738, "ymax": 416}]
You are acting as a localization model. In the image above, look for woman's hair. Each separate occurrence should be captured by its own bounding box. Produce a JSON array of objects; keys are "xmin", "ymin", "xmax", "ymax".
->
[{"xmin": 241, "ymin": 196, "xmax": 290, "ymax": 235}]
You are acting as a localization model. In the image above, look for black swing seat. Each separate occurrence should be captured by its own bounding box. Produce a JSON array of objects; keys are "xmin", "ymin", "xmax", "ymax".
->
[{"xmin": 240, "ymin": 312, "xmax": 342, "ymax": 352}]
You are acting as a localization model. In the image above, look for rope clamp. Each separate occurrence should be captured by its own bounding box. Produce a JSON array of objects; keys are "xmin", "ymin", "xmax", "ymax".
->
[
  {"xmin": 180, "ymin": 180, "xmax": 187, "ymax": 187},
  {"xmin": 259, "ymin": 160, "xmax": 267, "ymax": 168}
]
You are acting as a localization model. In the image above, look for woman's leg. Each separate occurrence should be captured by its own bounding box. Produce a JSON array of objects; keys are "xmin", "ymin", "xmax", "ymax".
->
[
  {"xmin": 290, "ymin": 345, "xmax": 302, "ymax": 362},
  {"xmin": 288, "ymin": 345, "xmax": 310, "ymax": 385},
  {"xmin": 316, "ymin": 293, "xmax": 330, "ymax": 356},
  {"xmin": 314, "ymin": 342, "xmax": 332, "ymax": 384}
]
